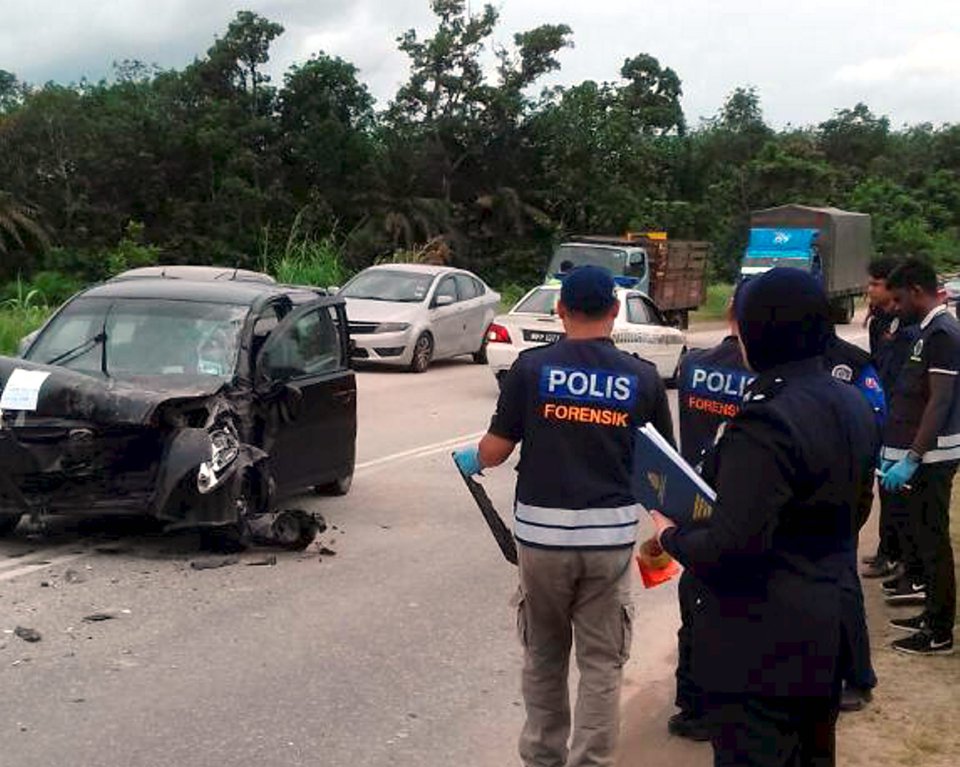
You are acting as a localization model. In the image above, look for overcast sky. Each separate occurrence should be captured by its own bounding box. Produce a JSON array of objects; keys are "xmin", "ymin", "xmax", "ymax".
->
[{"xmin": 1, "ymin": 0, "xmax": 958, "ymax": 128}]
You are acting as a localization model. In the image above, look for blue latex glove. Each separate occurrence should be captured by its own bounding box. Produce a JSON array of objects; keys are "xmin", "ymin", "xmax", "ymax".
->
[
  {"xmin": 878, "ymin": 457, "xmax": 895, "ymax": 474},
  {"xmin": 880, "ymin": 455, "xmax": 919, "ymax": 492},
  {"xmin": 453, "ymin": 446, "xmax": 483, "ymax": 477}
]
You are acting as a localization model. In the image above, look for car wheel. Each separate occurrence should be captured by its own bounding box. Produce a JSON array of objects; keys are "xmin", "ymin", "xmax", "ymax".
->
[
  {"xmin": 472, "ymin": 335, "xmax": 488, "ymax": 365},
  {"xmin": 314, "ymin": 473, "xmax": 353, "ymax": 496},
  {"xmin": 0, "ymin": 513, "xmax": 22, "ymax": 537},
  {"xmin": 409, "ymin": 332, "xmax": 434, "ymax": 373}
]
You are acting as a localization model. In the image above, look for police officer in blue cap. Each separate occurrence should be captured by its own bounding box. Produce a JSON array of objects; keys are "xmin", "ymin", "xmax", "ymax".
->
[
  {"xmin": 455, "ymin": 265, "xmax": 673, "ymax": 767},
  {"xmin": 651, "ymin": 267, "xmax": 878, "ymax": 767}
]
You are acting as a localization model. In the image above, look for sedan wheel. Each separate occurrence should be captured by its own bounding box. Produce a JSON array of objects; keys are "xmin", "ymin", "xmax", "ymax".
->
[{"xmin": 409, "ymin": 332, "xmax": 434, "ymax": 373}]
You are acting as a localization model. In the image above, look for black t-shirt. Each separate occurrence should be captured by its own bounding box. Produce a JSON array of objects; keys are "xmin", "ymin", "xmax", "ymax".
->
[
  {"xmin": 490, "ymin": 337, "xmax": 673, "ymax": 515},
  {"xmin": 870, "ymin": 308, "xmax": 919, "ymax": 395},
  {"xmin": 884, "ymin": 305, "xmax": 960, "ymax": 460}
]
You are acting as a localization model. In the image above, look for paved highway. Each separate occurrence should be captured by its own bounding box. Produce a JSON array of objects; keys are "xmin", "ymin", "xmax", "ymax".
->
[{"xmin": 0, "ymin": 319, "xmax": 870, "ymax": 767}]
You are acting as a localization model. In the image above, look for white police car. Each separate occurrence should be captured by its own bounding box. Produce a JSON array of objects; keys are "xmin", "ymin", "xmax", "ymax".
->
[{"xmin": 486, "ymin": 283, "xmax": 686, "ymax": 384}]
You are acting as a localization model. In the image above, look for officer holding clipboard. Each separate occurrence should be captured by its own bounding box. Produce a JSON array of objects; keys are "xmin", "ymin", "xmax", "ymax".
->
[{"xmin": 651, "ymin": 268, "xmax": 877, "ymax": 767}]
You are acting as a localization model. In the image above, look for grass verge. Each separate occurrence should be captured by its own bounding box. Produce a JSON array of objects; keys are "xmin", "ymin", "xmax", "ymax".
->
[
  {"xmin": 690, "ymin": 283, "xmax": 734, "ymax": 324},
  {"xmin": 0, "ymin": 307, "xmax": 48, "ymax": 356}
]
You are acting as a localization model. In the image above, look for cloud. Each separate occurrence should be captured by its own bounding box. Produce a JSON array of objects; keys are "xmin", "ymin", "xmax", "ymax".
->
[{"xmin": 835, "ymin": 33, "xmax": 960, "ymax": 84}]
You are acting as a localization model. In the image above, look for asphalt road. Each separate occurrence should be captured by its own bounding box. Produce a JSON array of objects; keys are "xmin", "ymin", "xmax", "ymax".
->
[{"xmin": 0, "ymin": 319, "xmax": 870, "ymax": 767}]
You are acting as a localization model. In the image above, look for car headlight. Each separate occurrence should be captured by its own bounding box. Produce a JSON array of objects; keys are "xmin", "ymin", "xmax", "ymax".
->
[
  {"xmin": 374, "ymin": 322, "xmax": 410, "ymax": 333},
  {"xmin": 197, "ymin": 425, "xmax": 240, "ymax": 494},
  {"xmin": 209, "ymin": 427, "xmax": 240, "ymax": 472}
]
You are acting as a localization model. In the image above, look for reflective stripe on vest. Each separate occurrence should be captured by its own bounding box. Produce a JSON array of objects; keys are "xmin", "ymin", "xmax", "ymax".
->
[{"xmin": 514, "ymin": 502, "xmax": 638, "ymax": 548}]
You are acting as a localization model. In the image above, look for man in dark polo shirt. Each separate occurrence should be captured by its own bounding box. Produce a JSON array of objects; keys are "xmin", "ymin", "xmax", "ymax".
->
[
  {"xmin": 671, "ymin": 304, "xmax": 752, "ymax": 740},
  {"xmin": 454, "ymin": 265, "xmax": 673, "ymax": 767},
  {"xmin": 881, "ymin": 257, "xmax": 959, "ymax": 655}
]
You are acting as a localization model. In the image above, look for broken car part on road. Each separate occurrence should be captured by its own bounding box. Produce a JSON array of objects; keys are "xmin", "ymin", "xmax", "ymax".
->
[{"xmin": 452, "ymin": 456, "xmax": 517, "ymax": 565}]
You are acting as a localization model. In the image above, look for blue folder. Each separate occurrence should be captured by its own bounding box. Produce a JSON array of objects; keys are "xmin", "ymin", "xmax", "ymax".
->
[{"xmin": 632, "ymin": 423, "xmax": 716, "ymax": 526}]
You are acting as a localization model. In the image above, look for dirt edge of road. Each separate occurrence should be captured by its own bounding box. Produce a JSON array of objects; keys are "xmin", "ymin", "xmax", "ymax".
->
[
  {"xmin": 617, "ymin": 482, "xmax": 958, "ymax": 767},
  {"xmin": 836, "ymin": 484, "xmax": 960, "ymax": 767}
]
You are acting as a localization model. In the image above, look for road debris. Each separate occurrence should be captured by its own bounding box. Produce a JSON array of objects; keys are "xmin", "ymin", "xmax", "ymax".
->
[
  {"xmin": 245, "ymin": 555, "xmax": 277, "ymax": 567},
  {"xmin": 189, "ymin": 556, "xmax": 240, "ymax": 571},
  {"xmin": 64, "ymin": 569, "xmax": 86, "ymax": 584},
  {"xmin": 82, "ymin": 613, "xmax": 116, "ymax": 623},
  {"xmin": 14, "ymin": 626, "xmax": 41, "ymax": 643},
  {"xmin": 94, "ymin": 545, "xmax": 132, "ymax": 555}
]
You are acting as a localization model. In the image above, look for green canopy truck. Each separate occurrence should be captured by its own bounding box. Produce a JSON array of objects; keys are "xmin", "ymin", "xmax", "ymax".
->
[{"xmin": 740, "ymin": 205, "xmax": 872, "ymax": 324}]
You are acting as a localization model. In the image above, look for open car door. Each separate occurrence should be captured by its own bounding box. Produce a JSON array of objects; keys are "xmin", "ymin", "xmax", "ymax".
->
[{"xmin": 255, "ymin": 297, "xmax": 356, "ymax": 497}]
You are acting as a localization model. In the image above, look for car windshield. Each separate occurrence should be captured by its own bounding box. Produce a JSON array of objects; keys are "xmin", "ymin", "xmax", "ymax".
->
[
  {"xmin": 341, "ymin": 270, "xmax": 435, "ymax": 303},
  {"xmin": 514, "ymin": 288, "xmax": 560, "ymax": 315},
  {"xmin": 26, "ymin": 297, "xmax": 248, "ymax": 378},
  {"xmin": 547, "ymin": 245, "xmax": 626, "ymax": 275}
]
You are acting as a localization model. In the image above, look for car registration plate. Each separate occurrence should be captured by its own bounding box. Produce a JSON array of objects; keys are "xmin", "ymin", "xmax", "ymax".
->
[{"xmin": 523, "ymin": 329, "xmax": 564, "ymax": 344}]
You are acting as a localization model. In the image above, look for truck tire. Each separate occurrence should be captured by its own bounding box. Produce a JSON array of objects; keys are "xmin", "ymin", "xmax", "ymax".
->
[{"xmin": 832, "ymin": 295, "xmax": 855, "ymax": 325}]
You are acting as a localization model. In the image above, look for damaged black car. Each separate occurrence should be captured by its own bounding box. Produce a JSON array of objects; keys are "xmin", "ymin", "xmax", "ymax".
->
[{"xmin": 0, "ymin": 270, "xmax": 357, "ymax": 549}]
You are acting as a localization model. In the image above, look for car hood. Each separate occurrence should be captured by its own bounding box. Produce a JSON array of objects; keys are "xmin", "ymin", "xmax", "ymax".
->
[
  {"xmin": 0, "ymin": 357, "xmax": 226, "ymax": 426},
  {"xmin": 343, "ymin": 298, "xmax": 423, "ymax": 324}
]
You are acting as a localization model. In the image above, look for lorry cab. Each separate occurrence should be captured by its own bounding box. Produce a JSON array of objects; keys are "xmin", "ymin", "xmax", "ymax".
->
[
  {"xmin": 740, "ymin": 228, "xmax": 822, "ymax": 281},
  {"xmin": 545, "ymin": 241, "xmax": 650, "ymax": 294}
]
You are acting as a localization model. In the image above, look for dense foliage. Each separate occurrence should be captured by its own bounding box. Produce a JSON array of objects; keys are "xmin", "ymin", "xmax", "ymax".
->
[{"xmin": 1, "ymin": 1, "xmax": 958, "ymax": 296}]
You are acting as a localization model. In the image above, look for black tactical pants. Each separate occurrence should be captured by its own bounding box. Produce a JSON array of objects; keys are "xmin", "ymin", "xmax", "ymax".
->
[
  {"xmin": 675, "ymin": 570, "xmax": 704, "ymax": 716},
  {"xmin": 840, "ymin": 544, "xmax": 876, "ymax": 690},
  {"xmin": 709, "ymin": 694, "xmax": 839, "ymax": 767},
  {"xmin": 898, "ymin": 462, "xmax": 957, "ymax": 637},
  {"xmin": 876, "ymin": 486, "xmax": 905, "ymax": 563}
]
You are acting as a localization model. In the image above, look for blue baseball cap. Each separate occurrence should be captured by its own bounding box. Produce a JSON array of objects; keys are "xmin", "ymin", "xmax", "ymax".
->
[{"xmin": 560, "ymin": 265, "xmax": 616, "ymax": 315}]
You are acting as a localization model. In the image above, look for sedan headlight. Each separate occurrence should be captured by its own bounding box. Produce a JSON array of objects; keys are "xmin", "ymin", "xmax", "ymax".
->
[
  {"xmin": 374, "ymin": 322, "xmax": 410, "ymax": 333},
  {"xmin": 197, "ymin": 424, "xmax": 240, "ymax": 494}
]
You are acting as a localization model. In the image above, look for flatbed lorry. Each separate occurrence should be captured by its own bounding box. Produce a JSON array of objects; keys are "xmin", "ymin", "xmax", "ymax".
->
[{"xmin": 545, "ymin": 233, "xmax": 709, "ymax": 329}]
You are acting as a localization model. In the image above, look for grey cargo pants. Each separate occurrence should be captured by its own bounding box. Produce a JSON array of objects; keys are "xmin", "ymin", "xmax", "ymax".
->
[{"xmin": 516, "ymin": 544, "xmax": 635, "ymax": 767}]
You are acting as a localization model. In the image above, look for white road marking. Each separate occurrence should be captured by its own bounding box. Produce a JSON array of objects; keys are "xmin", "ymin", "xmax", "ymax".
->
[
  {"xmin": 356, "ymin": 431, "xmax": 486, "ymax": 474},
  {"xmin": 0, "ymin": 550, "xmax": 88, "ymax": 583}
]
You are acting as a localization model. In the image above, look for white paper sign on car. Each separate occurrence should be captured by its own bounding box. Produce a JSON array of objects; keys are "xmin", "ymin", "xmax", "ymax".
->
[{"xmin": 0, "ymin": 368, "xmax": 52, "ymax": 411}]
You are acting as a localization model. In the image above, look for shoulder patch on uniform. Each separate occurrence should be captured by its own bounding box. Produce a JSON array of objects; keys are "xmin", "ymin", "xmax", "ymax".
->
[
  {"xmin": 831, "ymin": 364, "xmax": 853, "ymax": 382},
  {"xmin": 742, "ymin": 375, "xmax": 786, "ymax": 405}
]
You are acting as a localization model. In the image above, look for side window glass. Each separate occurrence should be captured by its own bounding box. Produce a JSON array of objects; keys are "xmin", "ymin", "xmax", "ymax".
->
[
  {"xmin": 455, "ymin": 274, "xmax": 478, "ymax": 300},
  {"xmin": 626, "ymin": 296, "xmax": 651, "ymax": 325},
  {"xmin": 642, "ymin": 296, "xmax": 666, "ymax": 326},
  {"xmin": 435, "ymin": 277, "xmax": 458, "ymax": 305},
  {"xmin": 262, "ymin": 309, "xmax": 342, "ymax": 381},
  {"xmin": 473, "ymin": 278, "xmax": 485, "ymax": 296}
]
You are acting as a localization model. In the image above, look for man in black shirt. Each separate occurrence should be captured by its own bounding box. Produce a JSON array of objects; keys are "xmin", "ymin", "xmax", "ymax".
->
[
  {"xmin": 863, "ymin": 257, "xmax": 919, "ymax": 579},
  {"xmin": 671, "ymin": 307, "xmax": 752, "ymax": 740},
  {"xmin": 881, "ymin": 258, "xmax": 959, "ymax": 656},
  {"xmin": 455, "ymin": 266, "xmax": 673, "ymax": 767}
]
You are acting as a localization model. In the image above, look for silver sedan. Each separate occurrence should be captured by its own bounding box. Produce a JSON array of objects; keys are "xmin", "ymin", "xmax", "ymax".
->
[{"xmin": 340, "ymin": 264, "xmax": 501, "ymax": 372}]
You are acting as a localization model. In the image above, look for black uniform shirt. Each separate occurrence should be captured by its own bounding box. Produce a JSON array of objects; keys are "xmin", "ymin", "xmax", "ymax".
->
[
  {"xmin": 883, "ymin": 304, "xmax": 960, "ymax": 462},
  {"xmin": 490, "ymin": 338, "xmax": 673, "ymax": 549},
  {"xmin": 869, "ymin": 308, "xmax": 920, "ymax": 396},
  {"xmin": 677, "ymin": 336, "xmax": 752, "ymax": 466}
]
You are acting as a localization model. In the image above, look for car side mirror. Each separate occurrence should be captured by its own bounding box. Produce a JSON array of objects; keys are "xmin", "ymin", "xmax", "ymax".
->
[
  {"xmin": 434, "ymin": 294, "xmax": 455, "ymax": 308},
  {"xmin": 328, "ymin": 285, "xmax": 340, "ymax": 294}
]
